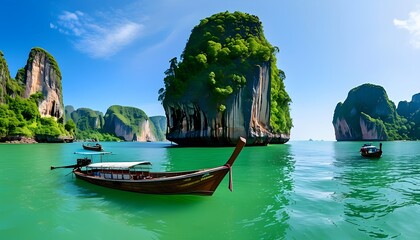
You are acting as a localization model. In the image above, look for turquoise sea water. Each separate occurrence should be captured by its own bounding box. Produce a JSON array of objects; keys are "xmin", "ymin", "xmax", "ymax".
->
[{"xmin": 0, "ymin": 141, "xmax": 419, "ymax": 239}]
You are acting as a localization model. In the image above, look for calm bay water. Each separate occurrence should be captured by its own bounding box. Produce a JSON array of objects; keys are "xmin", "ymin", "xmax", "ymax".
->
[{"xmin": 1, "ymin": 141, "xmax": 419, "ymax": 239}]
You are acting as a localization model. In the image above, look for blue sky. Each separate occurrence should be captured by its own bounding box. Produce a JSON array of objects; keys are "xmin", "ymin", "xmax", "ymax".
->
[{"xmin": 1, "ymin": 0, "xmax": 420, "ymax": 141}]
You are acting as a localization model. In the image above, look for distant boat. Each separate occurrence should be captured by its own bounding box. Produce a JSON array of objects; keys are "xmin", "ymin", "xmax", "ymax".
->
[
  {"xmin": 82, "ymin": 143, "xmax": 103, "ymax": 151},
  {"xmin": 360, "ymin": 143, "xmax": 382, "ymax": 158},
  {"xmin": 53, "ymin": 137, "xmax": 246, "ymax": 196}
]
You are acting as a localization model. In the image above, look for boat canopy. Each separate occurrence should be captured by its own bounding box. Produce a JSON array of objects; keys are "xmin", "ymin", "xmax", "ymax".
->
[
  {"xmin": 74, "ymin": 151, "xmax": 112, "ymax": 155},
  {"xmin": 87, "ymin": 161, "xmax": 152, "ymax": 169},
  {"xmin": 361, "ymin": 146, "xmax": 378, "ymax": 150}
]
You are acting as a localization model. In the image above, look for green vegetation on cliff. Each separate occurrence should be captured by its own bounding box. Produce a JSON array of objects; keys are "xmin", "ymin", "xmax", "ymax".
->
[
  {"xmin": 104, "ymin": 105, "xmax": 148, "ymax": 133},
  {"xmin": 103, "ymin": 105, "xmax": 158, "ymax": 141},
  {"xmin": 397, "ymin": 93, "xmax": 420, "ymax": 139},
  {"xmin": 1, "ymin": 51, "xmax": 24, "ymax": 103},
  {"xmin": 0, "ymin": 48, "xmax": 70, "ymax": 142},
  {"xmin": 149, "ymin": 116, "xmax": 167, "ymax": 141},
  {"xmin": 158, "ymin": 11, "xmax": 291, "ymax": 134},
  {"xmin": 0, "ymin": 93, "xmax": 69, "ymax": 139},
  {"xmin": 28, "ymin": 47, "xmax": 62, "ymax": 81},
  {"xmin": 66, "ymin": 105, "xmax": 167, "ymax": 142},
  {"xmin": 0, "ymin": 51, "xmax": 9, "ymax": 103},
  {"xmin": 65, "ymin": 106, "xmax": 121, "ymax": 141}
]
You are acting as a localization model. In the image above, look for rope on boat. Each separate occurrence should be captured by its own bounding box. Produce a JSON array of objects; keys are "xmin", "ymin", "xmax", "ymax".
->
[{"xmin": 225, "ymin": 163, "xmax": 233, "ymax": 192}]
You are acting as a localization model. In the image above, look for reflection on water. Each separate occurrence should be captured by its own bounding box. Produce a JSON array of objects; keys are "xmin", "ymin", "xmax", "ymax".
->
[
  {"xmin": 2, "ymin": 141, "xmax": 420, "ymax": 239},
  {"xmin": 68, "ymin": 180, "xmax": 208, "ymax": 239},
  {"xmin": 236, "ymin": 144, "xmax": 295, "ymax": 239},
  {"xmin": 333, "ymin": 141, "xmax": 419, "ymax": 239}
]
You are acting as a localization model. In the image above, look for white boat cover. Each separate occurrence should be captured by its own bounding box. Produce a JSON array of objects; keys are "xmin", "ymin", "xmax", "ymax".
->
[
  {"xmin": 74, "ymin": 151, "xmax": 112, "ymax": 155},
  {"xmin": 87, "ymin": 161, "xmax": 152, "ymax": 169}
]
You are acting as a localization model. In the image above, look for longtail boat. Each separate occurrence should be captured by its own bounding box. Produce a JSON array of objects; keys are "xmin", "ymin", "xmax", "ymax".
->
[
  {"xmin": 82, "ymin": 143, "xmax": 103, "ymax": 151},
  {"xmin": 360, "ymin": 143, "xmax": 382, "ymax": 158},
  {"xmin": 54, "ymin": 137, "xmax": 246, "ymax": 196}
]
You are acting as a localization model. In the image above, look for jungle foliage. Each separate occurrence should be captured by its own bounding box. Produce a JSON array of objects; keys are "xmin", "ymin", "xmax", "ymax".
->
[
  {"xmin": 158, "ymin": 11, "xmax": 292, "ymax": 134},
  {"xmin": 0, "ymin": 94, "xmax": 69, "ymax": 139}
]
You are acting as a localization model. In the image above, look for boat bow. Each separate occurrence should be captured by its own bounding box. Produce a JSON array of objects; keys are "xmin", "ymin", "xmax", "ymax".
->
[{"xmin": 224, "ymin": 137, "xmax": 246, "ymax": 191}]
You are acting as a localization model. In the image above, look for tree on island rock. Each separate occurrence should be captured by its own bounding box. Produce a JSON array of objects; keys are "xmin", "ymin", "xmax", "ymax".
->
[{"xmin": 158, "ymin": 11, "xmax": 292, "ymax": 146}]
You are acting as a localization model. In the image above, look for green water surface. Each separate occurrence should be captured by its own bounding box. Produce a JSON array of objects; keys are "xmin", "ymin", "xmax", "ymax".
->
[{"xmin": 0, "ymin": 141, "xmax": 419, "ymax": 239}]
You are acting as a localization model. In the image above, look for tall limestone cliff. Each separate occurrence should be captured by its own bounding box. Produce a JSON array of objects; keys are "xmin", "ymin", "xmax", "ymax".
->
[
  {"xmin": 65, "ymin": 105, "xmax": 75, "ymax": 123},
  {"xmin": 66, "ymin": 106, "xmax": 104, "ymax": 131},
  {"xmin": 22, "ymin": 48, "xmax": 64, "ymax": 120},
  {"xmin": 149, "ymin": 116, "xmax": 167, "ymax": 141},
  {"xmin": 397, "ymin": 93, "xmax": 420, "ymax": 139},
  {"xmin": 0, "ymin": 51, "xmax": 22, "ymax": 102},
  {"xmin": 0, "ymin": 51, "xmax": 10, "ymax": 103},
  {"xmin": 333, "ymin": 84, "xmax": 399, "ymax": 141},
  {"xmin": 159, "ymin": 11, "xmax": 292, "ymax": 146},
  {"xmin": 103, "ymin": 105, "xmax": 166, "ymax": 141}
]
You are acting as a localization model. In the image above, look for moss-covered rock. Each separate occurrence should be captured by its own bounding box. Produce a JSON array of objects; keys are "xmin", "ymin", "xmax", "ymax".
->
[{"xmin": 159, "ymin": 11, "xmax": 291, "ymax": 146}]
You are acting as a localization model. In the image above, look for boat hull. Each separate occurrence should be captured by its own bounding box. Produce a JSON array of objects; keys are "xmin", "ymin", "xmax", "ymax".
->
[
  {"xmin": 360, "ymin": 151, "xmax": 382, "ymax": 158},
  {"xmin": 82, "ymin": 144, "xmax": 103, "ymax": 151},
  {"xmin": 73, "ymin": 167, "xmax": 230, "ymax": 196}
]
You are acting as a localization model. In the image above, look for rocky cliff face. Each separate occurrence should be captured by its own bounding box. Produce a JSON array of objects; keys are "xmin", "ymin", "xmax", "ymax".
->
[
  {"xmin": 103, "ymin": 105, "xmax": 165, "ymax": 141},
  {"xmin": 333, "ymin": 84, "xmax": 396, "ymax": 141},
  {"xmin": 397, "ymin": 93, "xmax": 420, "ymax": 118},
  {"xmin": 67, "ymin": 107, "xmax": 104, "ymax": 131},
  {"xmin": 131, "ymin": 119, "xmax": 157, "ymax": 142},
  {"xmin": 334, "ymin": 113, "xmax": 388, "ymax": 141},
  {"xmin": 397, "ymin": 93, "xmax": 420, "ymax": 139},
  {"xmin": 165, "ymin": 62, "xmax": 289, "ymax": 145},
  {"xmin": 160, "ymin": 12, "xmax": 291, "ymax": 146},
  {"xmin": 23, "ymin": 48, "xmax": 64, "ymax": 119},
  {"xmin": 0, "ymin": 51, "xmax": 9, "ymax": 104},
  {"xmin": 149, "ymin": 116, "xmax": 167, "ymax": 141}
]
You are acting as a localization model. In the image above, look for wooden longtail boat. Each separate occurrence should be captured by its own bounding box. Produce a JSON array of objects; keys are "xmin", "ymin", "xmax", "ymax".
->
[
  {"xmin": 82, "ymin": 143, "xmax": 103, "ymax": 151},
  {"xmin": 360, "ymin": 143, "xmax": 382, "ymax": 158},
  {"xmin": 72, "ymin": 137, "xmax": 246, "ymax": 196}
]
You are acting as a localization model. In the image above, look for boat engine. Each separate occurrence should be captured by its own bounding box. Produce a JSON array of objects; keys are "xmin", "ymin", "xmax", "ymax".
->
[{"xmin": 77, "ymin": 158, "xmax": 92, "ymax": 167}]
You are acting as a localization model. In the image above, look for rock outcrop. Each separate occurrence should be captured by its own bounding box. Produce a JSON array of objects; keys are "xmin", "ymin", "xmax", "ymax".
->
[
  {"xmin": 397, "ymin": 93, "xmax": 420, "ymax": 118},
  {"xmin": 164, "ymin": 62, "xmax": 288, "ymax": 145},
  {"xmin": 67, "ymin": 107, "xmax": 104, "ymax": 131},
  {"xmin": 0, "ymin": 51, "xmax": 9, "ymax": 103},
  {"xmin": 149, "ymin": 116, "xmax": 167, "ymax": 141},
  {"xmin": 23, "ymin": 48, "xmax": 64, "ymax": 120},
  {"xmin": 159, "ymin": 12, "xmax": 292, "ymax": 146},
  {"xmin": 397, "ymin": 93, "xmax": 420, "ymax": 139},
  {"xmin": 103, "ymin": 105, "xmax": 166, "ymax": 141},
  {"xmin": 333, "ymin": 84, "xmax": 398, "ymax": 141},
  {"xmin": 65, "ymin": 105, "xmax": 167, "ymax": 142}
]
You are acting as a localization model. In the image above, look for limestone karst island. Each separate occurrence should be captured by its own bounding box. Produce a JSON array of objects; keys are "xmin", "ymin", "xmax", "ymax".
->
[
  {"xmin": 333, "ymin": 83, "xmax": 420, "ymax": 141},
  {"xmin": 159, "ymin": 11, "xmax": 292, "ymax": 146}
]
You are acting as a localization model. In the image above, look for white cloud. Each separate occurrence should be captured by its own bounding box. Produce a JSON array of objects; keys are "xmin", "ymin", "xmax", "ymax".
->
[
  {"xmin": 52, "ymin": 10, "xmax": 144, "ymax": 58},
  {"xmin": 394, "ymin": 10, "xmax": 420, "ymax": 49}
]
